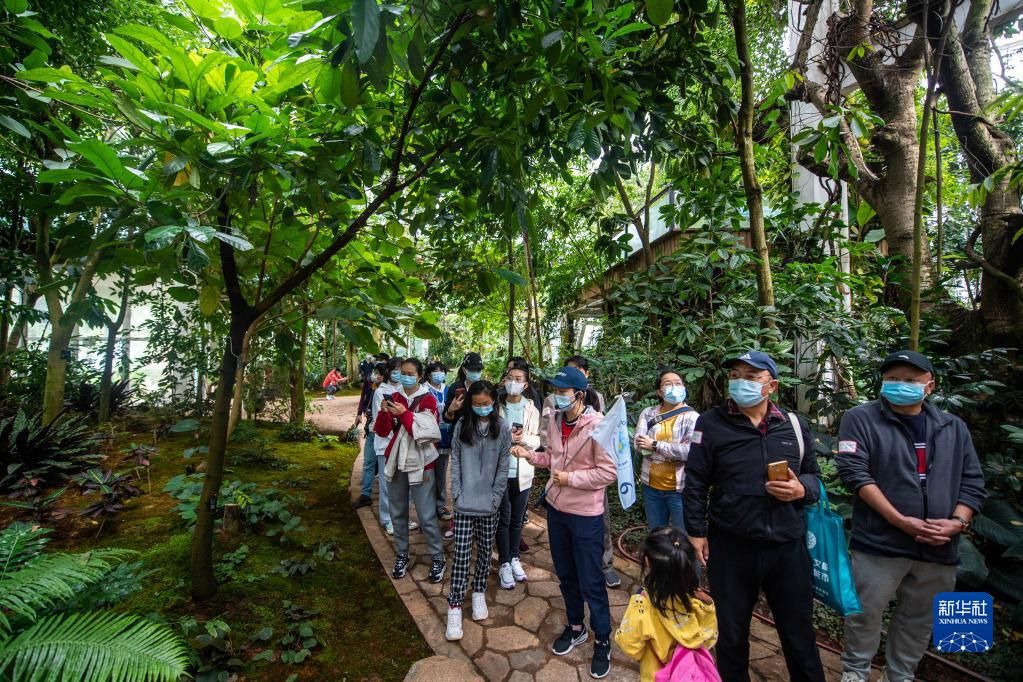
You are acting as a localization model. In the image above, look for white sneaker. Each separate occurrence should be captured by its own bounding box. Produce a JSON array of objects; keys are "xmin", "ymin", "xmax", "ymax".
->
[
  {"xmin": 445, "ymin": 607, "xmax": 463, "ymax": 641},
  {"xmin": 384, "ymin": 522, "xmax": 394, "ymax": 535},
  {"xmin": 840, "ymin": 673, "xmax": 864, "ymax": 682},
  {"xmin": 510, "ymin": 557, "xmax": 527, "ymax": 582},
  {"xmin": 471, "ymin": 592, "xmax": 488, "ymax": 621},
  {"xmin": 499, "ymin": 562, "xmax": 514, "ymax": 589},
  {"xmin": 409, "ymin": 520, "xmax": 419, "ymax": 531}
]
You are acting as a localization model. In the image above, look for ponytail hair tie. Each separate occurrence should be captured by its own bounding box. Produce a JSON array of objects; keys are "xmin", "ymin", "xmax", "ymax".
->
[{"xmin": 673, "ymin": 541, "xmax": 680, "ymax": 547}]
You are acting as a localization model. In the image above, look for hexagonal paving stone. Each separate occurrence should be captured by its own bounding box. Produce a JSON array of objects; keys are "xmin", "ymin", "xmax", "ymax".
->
[
  {"xmin": 534, "ymin": 658, "xmax": 578, "ymax": 682},
  {"xmin": 461, "ymin": 619, "xmax": 484, "ymax": 657},
  {"xmin": 508, "ymin": 647, "xmax": 549, "ymax": 673},
  {"xmin": 514, "ymin": 596, "xmax": 548, "ymax": 631},
  {"xmin": 495, "ymin": 586, "xmax": 529, "ymax": 606},
  {"xmin": 486, "ymin": 625, "xmax": 541, "ymax": 653},
  {"xmin": 528, "ymin": 581, "xmax": 564, "ymax": 598},
  {"xmin": 508, "ymin": 671, "xmax": 534, "ymax": 682}
]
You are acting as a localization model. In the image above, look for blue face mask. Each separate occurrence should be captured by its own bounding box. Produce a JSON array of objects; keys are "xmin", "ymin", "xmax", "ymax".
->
[
  {"xmin": 729, "ymin": 379, "xmax": 767, "ymax": 408},
  {"xmin": 398, "ymin": 374, "xmax": 419, "ymax": 388},
  {"xmin": 472, "ymin": 404, "xmax": 493, "ymax": 417},
  {"xmin": 881, "ymin": 380, "xmax": 927, "ymax": 406},
  {"xmin": 663, "ymin": 386, "xmax": 687, "ymax": 405},
  {"xmin": 554, "ymin": 393, "xmax": 576, "ymax": 410},
  {"xmin": 466, "ymin": 370, "xmax": 482, "ymax": 382},
  {"xmin": 430, "ymin": 371, "xmax": 446, "ymax": 385},
  {"xmin": 390, "ymin": 370, "xmax": 401, "ymax": 383}
]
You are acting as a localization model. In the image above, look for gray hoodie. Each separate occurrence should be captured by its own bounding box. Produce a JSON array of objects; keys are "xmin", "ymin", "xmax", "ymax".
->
[{"xmin": 451, "ymin": 417, "xmax": 511, "ymax": 516}]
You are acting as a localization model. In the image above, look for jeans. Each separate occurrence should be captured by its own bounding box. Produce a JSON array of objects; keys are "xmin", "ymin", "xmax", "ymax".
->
[
  {"xmin": 387, "ymin": 468, "xmax": 444, "ymax": 560},
  {"xmin": 497, "ymin": 477, "xmax": 530, "ymax": 564},
  {"xmin": 642, "ymin": 484, "xmax": 684, "ymax": 530},
  {"xmin": 709, "ymin": 528, "xmax": 825, "ymax": 682},
  {"xmin": 841, "ymin": 551, "xmax": 956, "ymax": 682},
  {"xmin": 376, "ymin": 454, "xmax": 391, "ymax": 525},
  {"xmin": 433, "ymin": 449, "xmax": 450, "ymax": 511},
  {"xmin": 547, "ymin": 504, "xmax": 611, "ymax": 639},
  {"xmin": 359, "ymin": 433, "xmax": 377, "ymax": 498}
]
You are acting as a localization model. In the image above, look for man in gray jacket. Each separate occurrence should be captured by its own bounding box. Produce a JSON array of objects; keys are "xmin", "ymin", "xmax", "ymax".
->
[{"xmin": 837, "ymin": 350, "xmax": 987, "ymax": 682}]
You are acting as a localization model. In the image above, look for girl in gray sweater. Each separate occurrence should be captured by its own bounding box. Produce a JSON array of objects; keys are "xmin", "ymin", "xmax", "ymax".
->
[{"xmin": 445, "ymin": 381, "xmax": 510, "ymax": 641}]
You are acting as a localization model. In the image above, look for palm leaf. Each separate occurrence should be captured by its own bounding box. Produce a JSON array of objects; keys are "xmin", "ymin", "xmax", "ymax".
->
[
  {"xmin": 0, "ymin": 610, "xmax": 190, "ymax": 682},
  {"xmin": 0, "ymin": 550, "xmax": 135, "ymax": 633},
  {"xmin": 0, "ymin": 524, "xmax": 51, "ymax": 580}
]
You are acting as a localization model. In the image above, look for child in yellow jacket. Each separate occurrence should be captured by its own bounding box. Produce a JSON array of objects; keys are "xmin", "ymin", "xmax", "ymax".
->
[{"xmin": 615, "ymin": 527, "xmax": 718, "ymax": 682}]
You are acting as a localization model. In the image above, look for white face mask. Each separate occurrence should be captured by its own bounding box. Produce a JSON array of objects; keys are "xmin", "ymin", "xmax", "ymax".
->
[{"xmin": 504, "ymin": 380, "xmax": 525, "ymax": 396}]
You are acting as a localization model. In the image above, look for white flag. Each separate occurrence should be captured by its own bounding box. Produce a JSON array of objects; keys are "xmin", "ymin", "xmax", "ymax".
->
[{"xmin": 591, "ymin": 395, "xmax": 637, "ymax": 510}]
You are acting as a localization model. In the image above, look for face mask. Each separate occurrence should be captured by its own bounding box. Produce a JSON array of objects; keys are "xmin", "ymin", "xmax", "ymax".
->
[
  {"xmin": 370, "ymin": 373, "xmax": 381, "ymax": 383},
  {"xmin": 390, "ymin": 370, "xmax": 401, "ymax": 383},
  {"xmin": 881, "ymin": 380, "xmax": 927, "ymax": 406},
  {"xmin": 472, "ymin": 405, "xmax": 494, "ymax": 417},
  {"xmin": 729, "ymin": 379, "xmax": 767, "ymax": 408},
  {"xmin": 663, "ymin": 386, "xmax": 687, "ymax": 405},
  {"xmin": 430, "ymin": 372, "xmax": 446, "ymax": 385},
  {"xmin": 398, "ymin": 374, "xmax": 419, "ymax": 388},
  {"xmin": 505, "ymin": 380, "xmax": 525, "ymax": 396},
  {"xmin": 554, "ymin": 393, "xmax": 576, "ymax": 410},
  {"xmin": 466, "ymin": 370, "xmax": 482, "ymax": 382}
]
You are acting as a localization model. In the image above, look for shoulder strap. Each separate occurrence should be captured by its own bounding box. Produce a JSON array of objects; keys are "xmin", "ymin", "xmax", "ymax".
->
[
  {"xmin": 647, "ymin": 405, "xmax": 693, "ymax": 429},
  {"xmin": 788, "ymin": 411, "xmax": 804, "ymax": 466}
]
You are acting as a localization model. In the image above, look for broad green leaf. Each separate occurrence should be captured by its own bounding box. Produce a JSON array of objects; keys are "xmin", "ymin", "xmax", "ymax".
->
[
  {"xmin": 5, "ymin": 0, "xmax": 27, "ymax": 12},
  {"xmin": 340, "ymin": 62, "xmax": 360, "ymax": 107},
  {"xmin": 863, "ymin": 228, "xmax": 885, "ymax": 243},
  {"xmin": 199, "ymin": 285, "xmax": 220, "ymax": 317},
  {"xmin": 104, "ymin": 33, "xmax": 160, "ymax": 78},
  {"xmin": 541, "ymin": 30, "xmax": 564, "ymax": 49},
  {"xmin": 351, "ymin": 0, "xmax": 381, "ymax": 64},
  {"xmin": 0, "ymin": 115, "xmax": 31, "ymax": 139},
  {"xmin": 145, "ymin": 225, "xmax": 185, "ymax": 248},
  {"xmin": 37, "ymin": 169, "xmax": 105, "ymax": 183},
  {"xmin": 68, "ymin": 140, "xmax": 141, "ymax": 189},
  {"xmin": 646, "ymin": 0, "xmax": 673, "ymax": 26},
  {"xmin": 494, "ymin": 268, "xmax": 527, "ymax": 286},
  {"xmin": 412, "ymin": 320, "xmax": 441, "ymax": 339},
  {"xmin": 214, "ymin": 15, "xmax": 245, "ymax": 39},
  {"xmin": 450, "ymin": 80, "xmax": 469, "ymax": 104},
  {"xmin": 856, "ymin": 201, "xmax": 876, "ymax": 226},
  {"xmin": 315, "ymin": 64, "xmax": 342, "ymax": 104}
]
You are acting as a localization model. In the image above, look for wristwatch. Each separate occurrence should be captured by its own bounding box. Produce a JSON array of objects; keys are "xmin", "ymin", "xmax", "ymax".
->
[{"xmin": 951, "ymin": 514, "xmax": 970, "ymax": 531}]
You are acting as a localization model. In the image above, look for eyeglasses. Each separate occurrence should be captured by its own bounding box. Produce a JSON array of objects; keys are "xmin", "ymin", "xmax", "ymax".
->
[{"xmin": 660, "ymin": 382, "xmax": 684, "ymax": 388}]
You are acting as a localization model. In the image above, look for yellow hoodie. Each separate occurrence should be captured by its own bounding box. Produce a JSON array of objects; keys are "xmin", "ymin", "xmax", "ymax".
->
[{"xmin": 614, "ymin": 590, "xmax": 718, "ymax": 682}]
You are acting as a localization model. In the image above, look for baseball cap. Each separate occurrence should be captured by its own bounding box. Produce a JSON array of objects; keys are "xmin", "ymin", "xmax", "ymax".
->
[
  {"xmin": 879, "ymin": 350, "xmax": 934, "ymax": 375},
  {"xmin": 549, "ymin": 366, "xmax": 588, "ymax": 391},
  {"xmin": 461, "ymin": 352, "xmax": 484, "ymax": 371},
  {"xmin": 724, "ymin": 350, "xmax": 778, "ymax": 379}
]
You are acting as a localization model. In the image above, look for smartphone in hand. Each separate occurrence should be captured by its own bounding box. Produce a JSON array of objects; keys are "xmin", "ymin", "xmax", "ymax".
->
[{"xmin": 767, "ymin": 460, "xmax": 789, "ymax": 482}]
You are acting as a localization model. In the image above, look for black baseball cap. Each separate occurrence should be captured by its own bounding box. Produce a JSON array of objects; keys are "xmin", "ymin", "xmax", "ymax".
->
[
  {"xmin": 880, "ymin": 350, "xmax": 934, "ymax": 375},
  {"xmin": 461, "ymin": 352, "xmax": 484, "ymax": 371},
  {"xmin": 724, "ymin": 350, "xmax": 778, "ymax": 379}
]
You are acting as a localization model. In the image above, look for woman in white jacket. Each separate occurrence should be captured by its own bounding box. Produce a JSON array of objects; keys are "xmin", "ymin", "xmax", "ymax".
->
[
  {"xmin": 634, "ymin": 369, "xmax": 700, "ymax": 531},
  {"xmin": 497, "ymin": 361, "xmax": 541, "ymax": 589}
]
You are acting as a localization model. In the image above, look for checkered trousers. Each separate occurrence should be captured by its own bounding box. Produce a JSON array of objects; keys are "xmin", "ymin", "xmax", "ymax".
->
[{"xmin": 447, "ymin": 512, "xmax": 499, "ymax": 608}]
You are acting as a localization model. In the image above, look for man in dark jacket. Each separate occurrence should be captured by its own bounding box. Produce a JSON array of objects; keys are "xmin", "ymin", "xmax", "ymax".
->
[
  {"xmin": 837, "ymin": 350, "xmax": 986, "ymax": 682},
  {"xmin": 684, "ymin": 350, "xmax": 825, "ymax": 682}
]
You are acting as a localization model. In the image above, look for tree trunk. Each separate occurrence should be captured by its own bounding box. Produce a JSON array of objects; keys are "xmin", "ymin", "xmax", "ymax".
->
[
  {"xmin": 732, "ymin": 0, "xmax": 776, "ymax": 323},
  {"xmin": 929, "ymin": 0, "xmax": 1023, "ymax": 345},
  {"xmin": 521, "ymin": 225, "xmax": 544, "ymax": 365},
  {"xmin": 290, "ymin": 313, "xmax": 308, "ymax": 424},
  {"xmin": 42, "ymin": 319, "xmax": 74, "ymax": 424},
  {"xmin": 0, "ymin": 287, "xmax": 11, "ymax": 387},
  {"xmin": 227, "ymin": 324, "xmax": 254, "ymax": 438},
  {"xmin": 99, "ymin": 276, "xmax": 131, "ymax": 423},
  {"xmin": 191, "ymin": 316, "xmax": 248, "ymax": 601},
  {"xmin": 507, "ymin": 239, "xmax": 515, "ymax": 359}
]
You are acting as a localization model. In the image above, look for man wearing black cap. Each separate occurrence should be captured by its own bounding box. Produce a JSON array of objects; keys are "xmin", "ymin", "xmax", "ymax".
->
[
  {"xmin": 837, "ymin": 350, "xmax": 986, "ymax": 682},
  {"xmin": 683, "ymin": 350, "xmax": 826, "ymax": 682}
]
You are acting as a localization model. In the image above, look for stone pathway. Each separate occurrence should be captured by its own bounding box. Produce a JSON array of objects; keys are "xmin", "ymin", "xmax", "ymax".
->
[{"xmin": 338, "ymin": 394, "xmax": 858, "ymax": 681}]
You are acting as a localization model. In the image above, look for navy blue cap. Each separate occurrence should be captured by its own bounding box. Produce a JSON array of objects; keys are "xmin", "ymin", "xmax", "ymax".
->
[
  {"xmin": 880, "ymin": 350, "xmax": 934, "ymax": 375},
  {"xmin": 724, "ymin": 350, "xmax": 778, "ymax": 379},
  {"xmin": 549, "ymin": 366, "xmax": 588, "ymax": 391}
]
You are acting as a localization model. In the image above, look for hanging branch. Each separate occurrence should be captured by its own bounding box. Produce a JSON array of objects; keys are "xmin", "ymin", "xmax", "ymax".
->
[{"xmin": 933, "ymin": 106, "xmax": 944, "ymax": 280}]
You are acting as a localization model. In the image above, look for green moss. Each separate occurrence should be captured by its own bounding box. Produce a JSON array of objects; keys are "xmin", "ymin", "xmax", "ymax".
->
[{"xmin": 38, "ymin": 419, "xmax": 431, "ymax": 681}]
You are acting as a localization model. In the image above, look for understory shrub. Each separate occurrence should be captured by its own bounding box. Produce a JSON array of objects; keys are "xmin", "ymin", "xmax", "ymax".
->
[{"xmin": 0, "ymin": 409, "xmax": 101, "ymax": 497}]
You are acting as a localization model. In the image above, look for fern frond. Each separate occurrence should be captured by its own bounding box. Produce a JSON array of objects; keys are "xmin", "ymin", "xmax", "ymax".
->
[
  {"xmin": 0, "ymin": 549, "xmax": 136, "ymax": 633},
  {"xmin": 0, "ymin": 610, "xmax": 190, "ymax": 682},
  {"xmin": 0, "ymin": 524, "xmax": 51, "ymax": 580}
]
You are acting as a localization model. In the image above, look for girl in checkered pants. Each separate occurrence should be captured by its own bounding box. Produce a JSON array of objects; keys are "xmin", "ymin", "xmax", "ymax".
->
[{"xmin": 445, "ymin": 381, "xmax": 511, "ymax": 641}]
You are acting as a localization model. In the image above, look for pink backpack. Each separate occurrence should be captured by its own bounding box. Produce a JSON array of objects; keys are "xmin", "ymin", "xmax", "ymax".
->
[{"xmin": 653, "ymin": 646, "xmax": 721, "ymax": 682}]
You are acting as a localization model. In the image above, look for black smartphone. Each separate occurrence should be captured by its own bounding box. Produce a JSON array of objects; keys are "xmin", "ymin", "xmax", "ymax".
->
[{"xmin": 512, "ymin": 422, "xmax": 523, "ymax": 430}]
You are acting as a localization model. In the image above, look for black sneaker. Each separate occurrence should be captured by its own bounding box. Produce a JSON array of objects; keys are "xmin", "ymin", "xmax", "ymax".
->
[
  {"xmin": 392, "ymin": 554, "xmax": 410, "ymax": 579},
  {"xmin": 428, "ymin": 557, "xmax": 446, "ymax": 584},
  {"xmin": 590, "ymin": 639, "xmax": 611, "ymax": 678},
  {"xmin": 551, "ymin": 625, "xmax": 587, "ymax": 656},
  {"xmin": 604, "ymin": 569, "xmax": 621, "ymax": 588},
  {"xmin": 351, "ymin": 495, "xmax": 372, "ymax": 510}
]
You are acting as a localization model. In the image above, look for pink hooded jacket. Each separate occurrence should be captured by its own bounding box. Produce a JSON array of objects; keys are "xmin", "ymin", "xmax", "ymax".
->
[{"xmin": 531, "ymin": 407, "xmax": 617, "ymax": 517}]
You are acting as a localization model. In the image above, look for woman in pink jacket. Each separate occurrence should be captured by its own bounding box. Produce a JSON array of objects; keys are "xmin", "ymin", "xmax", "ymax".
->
[{"xmin": 513, "ymin": 366, "xmax": 618, "ymax": 679}]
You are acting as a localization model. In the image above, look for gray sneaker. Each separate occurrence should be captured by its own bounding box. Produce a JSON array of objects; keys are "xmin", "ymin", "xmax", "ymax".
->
[{"xmin": 604, "ymin": 569, "xmax": 621, "ymax": 588}]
